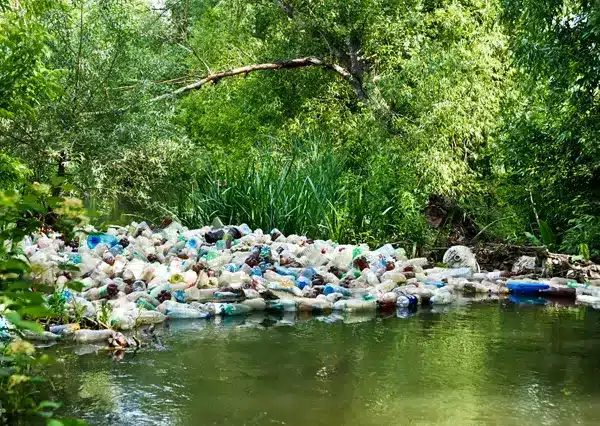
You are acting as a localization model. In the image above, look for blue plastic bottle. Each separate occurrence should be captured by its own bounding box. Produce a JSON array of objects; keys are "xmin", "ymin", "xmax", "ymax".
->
[
  {"xmin": 506, "ymin": 282, "xmax": 549, "ymax": 294},
  {"xmin": 323, "ymin": 284, "xmax": 351, "ymax": 297},
  {"xmin": 300, "ymin": 267, "xmax": 317, "ymax": 280},
  {"xmin": 296, "ymin": 276, "xmax": 311, "ymax": 289},
  {"xmin": 274, "ymin": 266, "xmax": 298, "ymax": 279},
  {"xmin": 87, "ymin": 233, "xmax": 118, "ymax": 249},
  {"xmin": 109, "ymin": 244, "xmax": 124, "ymax": 256}
]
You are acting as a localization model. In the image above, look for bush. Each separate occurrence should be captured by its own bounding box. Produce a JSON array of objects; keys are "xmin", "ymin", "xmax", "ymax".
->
[
  {"xmin": 0, "ymin": 185, "xmax": 87, "ymax": 425},
  {"xmin": 561, "ymin": 215, "xmax": 600, "ymax": 258}
]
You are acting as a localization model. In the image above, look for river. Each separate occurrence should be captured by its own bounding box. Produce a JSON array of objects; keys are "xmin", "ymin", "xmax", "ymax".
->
[{"xmin": 47, "ymin": 299, "xmax": 600, "ymax": 425}]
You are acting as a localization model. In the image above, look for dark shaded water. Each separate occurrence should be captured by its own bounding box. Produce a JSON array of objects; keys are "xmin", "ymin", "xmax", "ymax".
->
[{"xmin": 47, "ymin": 301, "xmax": 600, "ymax": 425}]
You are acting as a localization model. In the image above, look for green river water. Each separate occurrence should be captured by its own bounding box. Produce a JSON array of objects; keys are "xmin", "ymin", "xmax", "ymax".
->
[{"xmin": 47, "ymin": 300, "xmax": 600, "ymax": 425}]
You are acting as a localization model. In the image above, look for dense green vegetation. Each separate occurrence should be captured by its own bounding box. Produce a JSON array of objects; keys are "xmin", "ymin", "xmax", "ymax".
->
[{"xmin": 1, "ymin": 0, "xmax": 599, "ymax": 255}]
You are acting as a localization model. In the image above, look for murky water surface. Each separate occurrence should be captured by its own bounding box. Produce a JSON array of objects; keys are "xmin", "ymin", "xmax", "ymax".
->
[{"xmin": 47, "ymin": 300, "xmax": 600, "ymax": 425}]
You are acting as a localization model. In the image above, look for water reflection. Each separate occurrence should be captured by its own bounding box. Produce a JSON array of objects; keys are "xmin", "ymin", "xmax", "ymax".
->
[{"xmin": 47, "ymin": 301, "xmax": 600, "ymax": 425}]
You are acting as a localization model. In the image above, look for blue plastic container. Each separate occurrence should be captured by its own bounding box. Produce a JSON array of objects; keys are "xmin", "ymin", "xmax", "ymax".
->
[{"xmin": 506, "ymin": 282, "xmax": 549, "ymax": 294}]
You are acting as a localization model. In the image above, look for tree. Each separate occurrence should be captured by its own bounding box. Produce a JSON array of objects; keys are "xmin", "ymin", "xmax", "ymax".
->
[
  {"xmin": 500, "ymin": 0, "xmax": 600, "ymax": 251},
  {"xmin": 0, "ymin": 0, "xmax": 191, "ymax": 206}
]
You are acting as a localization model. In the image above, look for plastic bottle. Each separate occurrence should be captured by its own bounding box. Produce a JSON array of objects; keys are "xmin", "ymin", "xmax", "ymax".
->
[
  {"xmin": 219, "ymin": 303, "xmax": 253, "ymax": 316},
  {"xmin": 149, "ymin": 283, "xmax": 171, "ymax": 298},
  {"xmin": 131, "ymin": 280, "xmax": 147, "ymax": 292},
  {"xmin": 110, "ymin": 244, "xmax": 124, "ymax": 256},
  {"xmin": 49, "ymin": 323, "xmax": 80, "ymax": 336},
  {"xmin": 84, "ymin": 283, "xmax": 118, "ymax": 301},
  {"xmin": 23, "ymin": 331, "xmax": 60, "ymax": 341},
  {"xmin": 109, "ymin": 309, "xmax": 137, "ymax": 330},
  {"xmin": 297, "ymin": 298, "xmax": 332, "ymax": 312},
  {"xmin": 267, "ymin": 282, "xmax": 303, "ymax": 297},
  {"xmin": 375, "ymin": 244, "xmax": 396, "ymax": 258},
  {"xmin": 378, "ymin": 292, "xmax": 398, "ymax": 305},
  {"xmin": 266, "ymin": 299, "xmax": 297, "ymax": 312},
  {"xmin": 296, "ymin": 276, "xmax": 311, "ymax": 289},
  {"xmin": 166, "ymin": 306, "xmax": 209, "ymax": 319},
  {"xmin": 274, "ymin": 266, "xmax": 298, "ymax": 279},
  {"xmin": 325, "ymin": 292, "xmax": 344, "ymax": 303},
  {"xmin": 73, "ymin": 329, "xmax": 115, "ymax": 343},
  {"xmin": 506, "ymin": 281, "xmax": 550, "ymax": 294},
  {"xmin": 137, "ymin": 299, "xmax": 157, "ymax": 310},
  {"xmin": 69, "ymin": 296, "xmax": 96, "ymax": 318},
  {"xmin": 430, "ymin": 291, "xmax": 456, "ymax": 305},
  {"xmin": 332, "ymin": 298, "xmax": 377, "ymax": 312},
  {"xmin": 218, "ymin": 271, "xmax": 250, "ymax": 287},
  {"xmin": 137, "ymin": 310, "xmax": 167, "ymax": 325},
  {"xmin": 381, "ymin": 270, "xmax": 407, "ymax": 284},
  {"xmin": 87, "ymin": 234, "xmax": 118, "ymax": 249},
  {"xmin": 331, "ymin": 248, "xmax": 353, "ymax": 271},
  {"xmin": 396, "ymin": 295, "xmax": 420, "ymax": 308},
  {"xmin": 427, "ymin": 267, "xmax": 473, "ymax": 281},
  {"xmin": 577, "ymin": 294, "xmax": 600, "ymax": 307},
  {"xmin": 323, "ymin": 284, "xmax": 351, "ymax": 297},
  {"xmin": 242, "ymin": 298, "xmax": 266, "ymax": 311},
  {"xmin": 361, "ymin": 269, "xmax": 380, "ymax": 286}
]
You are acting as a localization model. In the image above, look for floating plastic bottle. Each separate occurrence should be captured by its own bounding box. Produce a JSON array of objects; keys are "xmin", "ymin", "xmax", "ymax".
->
[
  {"xmin": 266, "ymin": 299, "xmax": 297, "ymax": 312},
  {"xmin": 49, "ymin": 323, "xmax": 80, "ymax": 336},
  {"xmin": 506, "ymin": 281, "xmax": 550, "ymax": 294},
  {"xmin": 166, "ymin": 306, "xmax": 209, "ymax": 319},
  {"xmin": 297, "ymin": 298, "xmax": 332, "ymax": 312},
  {"xmin": 136, "ymin": 310, "xmax": 167, "ymax": 325},
  {"xmin": 73, "ymin": 329, "xmax": 115, "ymax": 343},
  {"xmin": 332, "ymin": 298, "xmax": 377, "ymax": 312},
  {"xmin": 396, "ymin": 295, "xmax": 420, "ymax": 308},
  {"xmin": 430, "ymin": 291, "xmax": 455, "ymax": 305},
  {"xmin": 220, "ymin": 303, "xmax": 252, "ymax": 316}
]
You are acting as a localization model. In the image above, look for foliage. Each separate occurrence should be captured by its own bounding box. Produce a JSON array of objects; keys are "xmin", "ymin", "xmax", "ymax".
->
[
  {"xmin": 0, "ymin": 0, "xmax": 62, "ymax": 119},
  {"xmin": 0, "ymin": 154, "xmax": 31, "ymax": 191},
  {"xmin": 561, "ymin": 215, "xmax": 600, "ymax": 257},
  {"xmin": 0, "ymin": 185, "xmax": 88, "ymax": 424},
  {"xmin": 0, "ymin": 0, "xmax": 599, "ymax": 254},
  {"xmin": 499, "ymin": 0, "xmax": 600, "ymax": 247}
]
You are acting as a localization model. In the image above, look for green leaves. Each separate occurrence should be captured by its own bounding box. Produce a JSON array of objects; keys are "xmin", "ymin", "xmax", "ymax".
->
[
  {"xmin": 539, "ymin": 220, "xmax": 556, "ymax": 248},
  {"xmin": 5, "ymin": 312, "xmax": 43, "ymax": 334}
]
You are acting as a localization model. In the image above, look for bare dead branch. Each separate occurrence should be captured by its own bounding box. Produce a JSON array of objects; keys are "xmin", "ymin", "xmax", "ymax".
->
[
  {"xmin": 84, "ymin": 56, "xmax": 359, "ymax": 116},
  {"xmin": 149, "ymin": 56, "xmax": 357, "ymax": 103}
]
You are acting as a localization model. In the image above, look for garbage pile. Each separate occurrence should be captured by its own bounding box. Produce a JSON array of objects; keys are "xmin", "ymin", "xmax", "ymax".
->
[{"xmin": 14, "ymin": 220, "xmax": 600, "ymax": 344}]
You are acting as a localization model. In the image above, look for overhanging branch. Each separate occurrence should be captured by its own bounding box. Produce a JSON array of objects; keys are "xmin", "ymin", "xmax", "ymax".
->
[
  {"xmin": 149, "ymin": 56, "xmax": 360, "ymax": 103},
  {"xmin": 84, "ymin": 56, "xmax": 361, "ymax": 116}
]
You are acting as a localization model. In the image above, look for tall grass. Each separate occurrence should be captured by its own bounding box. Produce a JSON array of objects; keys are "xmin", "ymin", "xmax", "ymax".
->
[
  {"xmin": 162, "ymin": 144, "xmax": 349, "ymax": 240},
  {"xmin": 150, "ymin": 142, "xmax": 433, "ymax": 247}
]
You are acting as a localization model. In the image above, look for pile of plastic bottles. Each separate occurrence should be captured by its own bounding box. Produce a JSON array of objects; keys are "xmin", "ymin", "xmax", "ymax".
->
[{"xmin": 15, "ymin": 220, "xmax": 600, "ymax": 344}]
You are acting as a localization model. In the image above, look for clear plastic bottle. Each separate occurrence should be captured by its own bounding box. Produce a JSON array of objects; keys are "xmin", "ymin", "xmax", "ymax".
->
[
  {"xmin": 73, "ymin": 329, "xmax": 115, "ymax": 343},
  {"xmin": 332, "ymin": 298, "xmax": 377, "ymax": 312}
]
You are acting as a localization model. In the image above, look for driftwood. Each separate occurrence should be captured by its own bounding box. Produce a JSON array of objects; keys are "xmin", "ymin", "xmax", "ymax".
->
[
  {"xmin": 473, "ymin": 244, "xmax": 549, "ymax": 271},
  {"xmin": 472, "ymin": 243, "xmax": 600, "ymax": 282}
]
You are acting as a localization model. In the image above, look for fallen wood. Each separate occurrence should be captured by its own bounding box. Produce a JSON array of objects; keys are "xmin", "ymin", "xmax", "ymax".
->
[{"xmin": 471, "ymin": 243, "xmax": 600, "ymax": 282}]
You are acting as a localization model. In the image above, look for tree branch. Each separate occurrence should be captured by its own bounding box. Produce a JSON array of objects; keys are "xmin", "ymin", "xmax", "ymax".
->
[
  {"xmin": 149, "ymin": 56, "xmax": 359, "ymax": 103},
  {"xmin": 83, "ymin": 56, "xmax": 360, "ymax": 116}
]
